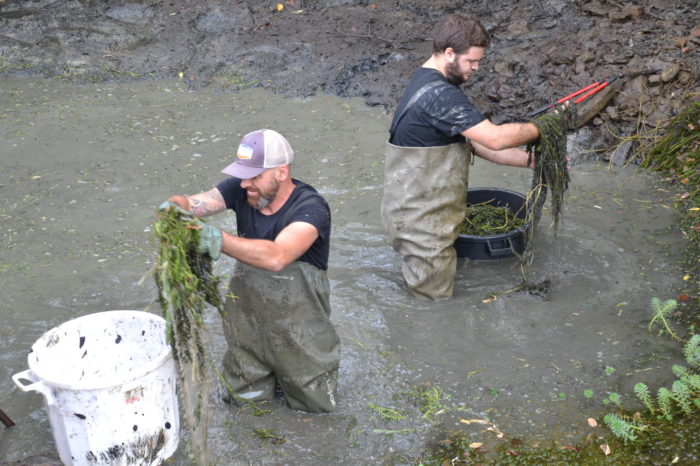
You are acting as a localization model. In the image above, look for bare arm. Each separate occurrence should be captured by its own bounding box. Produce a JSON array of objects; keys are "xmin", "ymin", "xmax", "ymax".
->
[
  {"xmin": 471, "ymin": 140, "xmax": 533, "ymax": 168},
  {"xmin": 167, "ymin": 188, "xmax": 227, "ymax": 217},
  {"xmin": 463, "ymin": 119, "xmax": 539, "ymax": 151},
  {"xmin": 221, "ymin": 221, "xmax": 319, "ymax": 272}
]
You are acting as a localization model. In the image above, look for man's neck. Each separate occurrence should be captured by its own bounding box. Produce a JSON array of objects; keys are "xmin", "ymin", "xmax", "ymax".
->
[
  {"xmin": 259, "ymin": 180, "xmax": 295, "ymax": 216},
  {"xmin": 422, "ymin": 55, "xmax": 445, "ymax": 77}
]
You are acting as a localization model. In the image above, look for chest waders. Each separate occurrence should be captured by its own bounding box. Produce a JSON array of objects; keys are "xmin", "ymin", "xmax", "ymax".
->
[
  {"xmin": 220, "ymin": 260, "xmax": 340, "ymax": 413},
  {"xmin": 381, "ymin": 140, "xmax": 470, "ymax": 299}
]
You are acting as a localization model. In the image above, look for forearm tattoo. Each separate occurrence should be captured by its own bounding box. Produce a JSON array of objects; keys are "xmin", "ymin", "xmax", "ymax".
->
[{"xmin": 188, "ymin": 189, "xmax": 225, "ymax": 217}]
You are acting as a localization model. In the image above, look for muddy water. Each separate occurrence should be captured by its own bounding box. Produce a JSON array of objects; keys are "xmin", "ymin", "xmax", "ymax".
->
[{"xmin": 0, "ymin": 78, "xmax": 688, "ymax": 464}]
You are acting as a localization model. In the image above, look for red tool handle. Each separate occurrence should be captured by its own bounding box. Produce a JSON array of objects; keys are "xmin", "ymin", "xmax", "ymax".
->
[
  {"xmin": 557, "ymin": 81, "xmax": 601, "ymax": 103},
  {"xmin": 573, "ymin": 81, "xmax": 609, "ymax": 104}
]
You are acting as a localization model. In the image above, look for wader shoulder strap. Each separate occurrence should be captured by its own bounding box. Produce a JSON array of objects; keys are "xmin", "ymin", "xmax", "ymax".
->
[{"xmin": 389, "ymin": 80, "xmax": 451, "ymax": 138}]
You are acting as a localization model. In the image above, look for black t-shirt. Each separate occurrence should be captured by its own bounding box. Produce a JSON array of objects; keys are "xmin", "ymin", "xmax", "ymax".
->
[
  {"xmin": 215, "ymin": 177, "xmax": 331, "ymax": 270},
  {"xmin": 390, "ymin": 68, "xmax": 485, "ymax": 147}
]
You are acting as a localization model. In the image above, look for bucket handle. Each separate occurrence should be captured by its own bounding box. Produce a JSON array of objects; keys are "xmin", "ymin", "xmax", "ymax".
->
[
  {"xmin": 12, "ymin": 369, "xmax": 56, "ymax": 406},
  {"xmin": 486, "ymin": 238, "xmax": 514, "ymax": 258}
]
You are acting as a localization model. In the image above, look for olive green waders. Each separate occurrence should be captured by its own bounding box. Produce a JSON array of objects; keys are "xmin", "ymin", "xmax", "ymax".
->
[
  {"xmin": 381, "ymin": 141, "xmax": 470, "ymax": 300},
  {"xmin": 220, "ymin": 261, "xmax": 340, "ymax": 413}
]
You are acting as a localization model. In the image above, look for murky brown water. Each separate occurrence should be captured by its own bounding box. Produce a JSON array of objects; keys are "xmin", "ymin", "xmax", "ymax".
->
[{"xmin": 0, "ymin": 78, "xmax": 689, "ymax": 464}]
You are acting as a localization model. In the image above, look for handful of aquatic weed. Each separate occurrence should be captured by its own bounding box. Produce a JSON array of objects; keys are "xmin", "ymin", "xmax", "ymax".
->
[
  {"xmin": 153, "ymin": 206, "xmax": 222, "ymax": 465},
  {"xmin": 154, "ymin": 207, "xmax": 222, "ymax": 353},
  {"xmin": 516, "ymin": 110, "xmax": 576, "ymax": 282},
  {"xmin": 526, "ymin": 108, "xmax": 576, "ymax": 230}
]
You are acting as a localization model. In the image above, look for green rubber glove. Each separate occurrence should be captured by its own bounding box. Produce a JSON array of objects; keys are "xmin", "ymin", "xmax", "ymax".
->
[
  {"xmin": 195, "ymin": 220, "xmax": 223, "ymax": 261},
  {"xmin": 158, "ymin": 201, "xmax": 190, "ymax": 217}
]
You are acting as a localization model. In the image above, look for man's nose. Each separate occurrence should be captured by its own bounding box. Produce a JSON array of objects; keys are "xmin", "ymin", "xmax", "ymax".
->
[{"xmin": 241, "ymin": 178, "xmax": 251, "ymax": 188}]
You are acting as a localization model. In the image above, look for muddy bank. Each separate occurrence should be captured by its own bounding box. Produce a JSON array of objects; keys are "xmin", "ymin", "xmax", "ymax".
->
[{"xmin": 1, "ymin": 0, "xmax": 698, "ymax": 157}]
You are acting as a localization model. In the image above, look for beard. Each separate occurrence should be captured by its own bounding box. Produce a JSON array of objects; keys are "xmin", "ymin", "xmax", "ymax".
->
[
  {"xmin": 247, "ymin": 180, "xmax": 278, "ymax": 210},
  {"xmin": 445, "ymin": 60, "xmax": 468, "ymax": 86}
]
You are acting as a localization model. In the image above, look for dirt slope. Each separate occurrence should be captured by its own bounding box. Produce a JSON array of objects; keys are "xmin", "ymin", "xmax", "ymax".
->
[{"xmin": 1, "ymin": 0, "xmax": 698, "ymax": 154}]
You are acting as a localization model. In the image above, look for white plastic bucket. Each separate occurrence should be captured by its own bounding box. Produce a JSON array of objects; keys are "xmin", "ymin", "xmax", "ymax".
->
[{"xmin": 13, "ymin": 310, "xmax": 179, "ymax": 466}]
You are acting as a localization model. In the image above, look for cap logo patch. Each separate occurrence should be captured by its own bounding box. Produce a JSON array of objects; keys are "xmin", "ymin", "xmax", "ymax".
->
[{"xmin": 237, "ymin": 143, "xmax": 253, "ymax": 160}]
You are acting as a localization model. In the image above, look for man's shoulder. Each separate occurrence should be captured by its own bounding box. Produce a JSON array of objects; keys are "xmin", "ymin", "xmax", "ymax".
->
[{"xmin": 290, "ymin": 180, "xmax": 328, "ymax": 208}]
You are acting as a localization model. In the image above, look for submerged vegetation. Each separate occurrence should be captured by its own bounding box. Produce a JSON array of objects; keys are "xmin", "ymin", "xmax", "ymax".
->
[
  {"xmin": 154, "ymin": 206, "xmax": 223, "ymax": 465},
  {"xmin": 602, "ymin": 333, "xmax": 700, "ymax": 444}
]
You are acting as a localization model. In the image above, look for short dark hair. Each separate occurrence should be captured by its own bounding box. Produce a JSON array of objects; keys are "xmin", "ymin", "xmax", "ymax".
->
[{"xmin": 432, "ymin": 13, "xmax": 490, "ymax": 55}]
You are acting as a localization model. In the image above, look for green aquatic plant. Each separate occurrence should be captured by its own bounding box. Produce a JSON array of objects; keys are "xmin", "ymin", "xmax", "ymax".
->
[
  {"xmin": 603, "ymin": 413, "xmax": 647, "ymax": 443},
  {"xmin": 409, "ymin": 386, "xmax": 450, "ymax": 420},
  {"xmin": 671, "ymin": 380, "xmax": 693, "ymax": 415},
  {"xmin": 656, "ymin": 387, "xmax": 673, "ymax": 420},
  {"xmin": 609, "ymin": 392, "xmax": 622, "ymax": 407},
  {"xmin": 648, "ymin": 297, "xmax": 679, "ymax": 339},
  {"xmin": 252, "ymin": 428, "xmax": 286, "ymax": 445},
  {"xmin": 634, "ymin": 382, "xmax": 654, "ymax": 414},
  {"xmin": 684, "ymin": 334, "xmax": 700, "ymax": 367},
  {"xmin": 154, "ymin": 206, "xmax": 224, "ymax": 465}
]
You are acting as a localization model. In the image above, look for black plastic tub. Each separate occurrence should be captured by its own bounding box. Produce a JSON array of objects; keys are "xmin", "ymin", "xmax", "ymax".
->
[{"xmin": 454, "ymin": 187, "xmax": 530, "ymax": 261}]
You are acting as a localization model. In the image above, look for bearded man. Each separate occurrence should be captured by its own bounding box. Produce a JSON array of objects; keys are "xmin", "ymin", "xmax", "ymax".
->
[
  {"xmin": 381, "ymin": 13, "xmax": 547, "ymax": 300},
  {"xmin": 162, "ymin": 128, "xmax": 340, "ymax": 413}
]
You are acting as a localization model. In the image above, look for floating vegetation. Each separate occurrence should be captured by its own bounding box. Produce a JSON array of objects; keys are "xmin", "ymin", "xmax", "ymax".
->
[
  {"xmin": 367, "ymin": 402, "xmax": 407, "ymax": 421},
  {"xmin": 458, "ymin": 201, "xmax": 526, "ymax": 236},
  {"xmin": 154, "ymin": 206, "xmax": 223, "ymax": 465},
  {"xmin": 408, "ymin": 386, "xmax": 450, "ymax": 420},
  {"xmin": 252, "ymin": 428, "xmax": 287, "ymax": 445}
]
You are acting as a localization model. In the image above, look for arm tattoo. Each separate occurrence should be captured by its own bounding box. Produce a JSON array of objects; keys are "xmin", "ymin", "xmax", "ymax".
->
[{"xmin": 188, "ymin": 189, "xmax": 226, "ymax": 217}]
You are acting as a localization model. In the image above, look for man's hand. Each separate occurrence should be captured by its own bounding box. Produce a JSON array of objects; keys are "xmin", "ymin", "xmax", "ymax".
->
[
  {"xmin": 158, "ymin": 200, "xmax": 190, "ymax": 217},
  {"xmin": 194, "ymin": 220, "xmax": 223, "ymax": 260}
]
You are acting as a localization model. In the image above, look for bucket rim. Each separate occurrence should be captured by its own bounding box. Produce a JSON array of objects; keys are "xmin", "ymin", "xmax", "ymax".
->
[{"xmin": 27, "ymin": 310, "xmax": 172, "ymax": 391}]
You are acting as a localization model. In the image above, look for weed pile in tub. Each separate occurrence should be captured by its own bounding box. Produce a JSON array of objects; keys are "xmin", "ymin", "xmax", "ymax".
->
[
  {"xmin": 459, "ymin": 202, "xmax": 526, "ymax": 236},
  {"xmin": 154, "ymin": 206, "xmax": 223, "ymax": 464}
]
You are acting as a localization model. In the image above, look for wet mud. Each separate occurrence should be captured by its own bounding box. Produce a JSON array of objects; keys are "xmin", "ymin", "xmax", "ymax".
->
[{"xmin": 1, "ymin": 79, "xmax": 694, "ymax": 464}]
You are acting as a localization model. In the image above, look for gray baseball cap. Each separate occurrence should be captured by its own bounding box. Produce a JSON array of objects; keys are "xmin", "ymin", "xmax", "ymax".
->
[{"xmin": 221, "ymin": 129, "xmax": 294, "ymax": 179}]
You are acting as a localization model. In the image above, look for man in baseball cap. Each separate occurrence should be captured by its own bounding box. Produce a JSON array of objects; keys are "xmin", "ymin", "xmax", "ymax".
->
[{"xmin": 160, "ymin": 129, "xmax": 340, "ymax": 413}]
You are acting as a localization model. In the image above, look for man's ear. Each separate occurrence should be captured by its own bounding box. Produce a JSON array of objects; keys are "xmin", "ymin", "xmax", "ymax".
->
[
  {"xmin": 444, "ymin": 47, "xmax": 456, "ymax": 63},
  {"xmin": 276, "ymin": 165, "xmax": 290, "ymax": 181}
]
